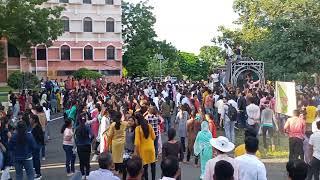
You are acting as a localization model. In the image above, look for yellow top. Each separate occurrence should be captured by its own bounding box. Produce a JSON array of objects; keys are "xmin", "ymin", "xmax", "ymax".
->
[
  {"xmin": 108, "ymin": 122, "xmax": 127, "ymax": 163},
  {"xmin": 202, "ymin": 91, "xmax": 209, "ymax": 106},
  {"xmin": 306, "ymin": 106, "xmax": 317, "ymax": 124},
  {"xmin": 134, "ymin": 124, "xmax": 156, "ymax": 165},
  {"xmin": 234, "ymin": 144, "xmax": 261, "ymax": 158}
]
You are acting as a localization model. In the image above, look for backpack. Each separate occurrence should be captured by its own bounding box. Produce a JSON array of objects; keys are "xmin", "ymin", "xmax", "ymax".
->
[{"xmin": 227, "ymin": 105, "xmax": 237, "ymax": 121}]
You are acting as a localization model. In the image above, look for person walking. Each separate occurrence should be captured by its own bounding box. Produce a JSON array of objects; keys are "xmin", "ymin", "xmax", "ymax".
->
[
  {"xmin": 87, "ymin": 152, "xmax": 120, "ymax": 180},
  {"xmin": 145, "ymin": 106, "xmax": 161, "ymax": 157},
  {"xmin": 75, "ymin": 114, "xmax": 92, "ymax": 179},
  {"xmin": 61, "ymin": 120, "xmax": 76, "ymax": 177},
  {"xmin": 8, "ymin": 121, "xmax": 37, "ymax": 180},
  {"xmin": 284, "ymin": 110, "xmax": 306, "ymax": 161},
  {"xmin": 194, "ymin": 121, "xmax": 213, "ymax": 179},
  {"xmin": 134, "ymin": 113, "xmax": 156, "ymax": 180}
]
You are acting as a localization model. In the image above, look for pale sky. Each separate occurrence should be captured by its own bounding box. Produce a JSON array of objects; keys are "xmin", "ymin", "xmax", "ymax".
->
[{"xmin": 129, "ymin": 0, "xmax": 237, "ymax": 54}]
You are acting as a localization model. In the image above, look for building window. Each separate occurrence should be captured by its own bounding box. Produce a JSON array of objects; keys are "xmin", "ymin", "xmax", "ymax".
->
[
  {"xmin": 59, "ymin": 0, "xmax": 68, "ymax": 3},
  {"xmin": 61, "ymin": 45, "xmax": 70, "ymax": 60},
  {"xmin": 84, "ymin": 45, "xmax": 93, "ymax": 60},
  {"xmin": 83, "ymin": 17, "xmax": 92, "ymax": 32},
  {"xmin": 7, "ymin": 43, "xmax": 20, "ymax": 57},
  {"xmin": 101, "ymin": 70, "xmax": 121, "ymax": 76},
  {"xmin": 106, "ymin": 18, "xmax": 115, "ymax": 32},
  {"xmin": 61, "ymin": 17, "xmax": 69, "ymax": 32},
  {"xmin": 107, "ymin": 46, "xmax": 115, "ymax": 60},
  {"xmin": 37, "ymin": 45, "xmax": 47, "ymax": 60},
  {"xmin": 106, "ymin": 0, "xmax": 113, "ymax": 5},
  {"xmin": 57, "ymin": 70, "xmax": 75, "ymax": 76},
  {"xmin": 83, "ymin": 0, "xmax": 91, "ymax": 4}
]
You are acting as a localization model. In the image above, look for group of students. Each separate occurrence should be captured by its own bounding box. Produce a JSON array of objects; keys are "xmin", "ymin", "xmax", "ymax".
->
[{"xmin": 4, "ymin": 75, "xmax": 320, "ymax": 180}]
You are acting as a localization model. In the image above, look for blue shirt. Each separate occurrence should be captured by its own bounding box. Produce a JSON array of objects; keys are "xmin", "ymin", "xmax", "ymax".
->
[{"xmin": 8, "ymin": 132, "xmax": 37, "ymax": 161}]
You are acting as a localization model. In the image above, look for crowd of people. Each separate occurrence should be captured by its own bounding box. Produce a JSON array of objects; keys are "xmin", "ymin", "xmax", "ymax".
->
[{"xmin": 0, "ymin": 74, "xmax": 320, "ymax": 180}]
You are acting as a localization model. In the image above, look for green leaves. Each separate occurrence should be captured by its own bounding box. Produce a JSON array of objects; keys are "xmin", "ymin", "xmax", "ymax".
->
[
  {"xmin": 0, "ymin": 0, "xmax": 64, "ymax": 58},
  {"xmin": 72, "ymin": 68, "xmax": 102, "ymax": 80},
  {"xmin": 215, "ymin": 0, "xmax": 320, "ymax": 82},
  {"xmin": 8, "ymin": 71, "xmax": 39, "ymax": 90}
]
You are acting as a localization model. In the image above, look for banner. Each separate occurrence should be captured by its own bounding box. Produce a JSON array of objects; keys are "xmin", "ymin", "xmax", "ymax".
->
[{"xmin": 275, "ymin": 81, "xmax": 297, "ymax": 116}]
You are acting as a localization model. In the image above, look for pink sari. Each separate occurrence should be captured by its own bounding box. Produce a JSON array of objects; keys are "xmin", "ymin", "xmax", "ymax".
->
[{"xmin": 90, "ymin": 109, "xmax": 100, "ymax": 138}]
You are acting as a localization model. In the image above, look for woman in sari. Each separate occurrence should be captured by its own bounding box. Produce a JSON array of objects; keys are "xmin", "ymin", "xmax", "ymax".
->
[{"xmin": 194, "ymin": 121, "xmax": 213, "ymax": 179}]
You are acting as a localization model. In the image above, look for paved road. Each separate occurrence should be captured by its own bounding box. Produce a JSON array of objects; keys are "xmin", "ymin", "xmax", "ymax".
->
[{"xmin": 4, "ymin": 113, "xmax": 288, "ymax": 180}]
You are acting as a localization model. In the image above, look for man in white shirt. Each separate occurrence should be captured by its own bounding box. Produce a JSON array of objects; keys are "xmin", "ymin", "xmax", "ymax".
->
[
  {"xmin": 215, "ymin": 95, "xmax": 225, "ymax": 122},
  {"xmin": 175, "ymin": 90, "xmax": 182, "ymax": 108},
  {"xmin": 88, "ymin": 152, "xmax": 119, "ymax": 180},
  {"xmin": 204, "ymin": 136, "xmax": 238, "ymax": 180},
  {"xmin": 246, "ymin": 97, "xmax": 260, "ymax": 132},
  {"xmin": 160, "ymin": 156, "xmax": 180, "ymax": 180},
  {"xmin": 236, "ymin": 136, "xmax": 267, "ymax": 180},
  {"xmin": 181, "ymin": 92, "xmax": 192, "ymax": 107},
  {"xmin": 307, "ymin": 121, "xmax": 320, "ymax": 180}
]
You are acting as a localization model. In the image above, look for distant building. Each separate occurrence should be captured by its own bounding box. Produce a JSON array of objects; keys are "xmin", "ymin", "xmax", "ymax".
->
[{"xmin": 0, "ymin": 0, "xmax": 123, "ymax": 84}]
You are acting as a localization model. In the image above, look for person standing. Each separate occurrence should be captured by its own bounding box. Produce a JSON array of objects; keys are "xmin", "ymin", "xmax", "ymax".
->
[
  {"xmin": 287, "ymin": 160, "xmax": 308, "ymax": 180},
  {"xmin": 145, "ymin": 106, "xmax": 161, "ymax": 157},
  {"xmin": 107, "ymin": 111, "xmax": 127, "ymax": 175},
  {"xmin": 175, "ymin": 104, "xmax": 188, "ymax": 156},
  {"xmin": 186, "ymin": 112, "xmax": 200, "ymax": 166},
  {"xmin": 194, "ymin": 121, "xmax": 213, "ymax": 179},
  {"xmin": 284, "ymin": 110, "xmax": 306, "ymax": 161},
  {"xmin": 246, "ymin": 97, "xmax": 260, "ymax": 133},
  {"xmin": 87, "ymin": 152, "xmax": 120, "ymax": 180},
  {"xmin": 260, "ymin": 102, "xmax": 278, "ymax": 151},
  {"xmin": 160, "ymin": 156, "xmax": 181, "ymax": 180},
  {"xmin": 134, "ymin": 113, "xmax": 156, "ymax": 180},
  {"xmin": 8, "ymin": 121, "xmax": 37, "ymax": 180},
  {"xmin": 221, "ymin": 98, "xmax": 236, "ymax": 143},
  {"xmin": 161, "ymin": 98, "xmax": 172, "ymax": 133},
  {"xmin": 306, "ymin": 101, "xmax": 317, "ymax": 130},
  {"xmin": 204, "ymin": 90, "xmax": 214, "ymax": 116},
  {"xmin": 213, "ymin": 160, "xmax": 235, "ymax": 180},
  {"xmin": 61, "ymin": 120, "xmax": 76, "ymax": 177},
  {"xmin": 235, "ymin": 136, "xmax": 267, "ymax": 180},
  {"xmin": 122, "ymin": 116, "xmax": 136, "ymax": 180},
  {"xmin": 204, "ymin": 136, "xmax": 237, "ymax": 180},
  {"xmin": 306, "ymin": 121, "xmax": 320, "ymax": 180},
  {"xmin": 30, "ymin": 114, "xmax": 44, "ymax": 179},
  {"xmin": 75, "ymin": 115, "xmax": 92, "ymax": 179}
]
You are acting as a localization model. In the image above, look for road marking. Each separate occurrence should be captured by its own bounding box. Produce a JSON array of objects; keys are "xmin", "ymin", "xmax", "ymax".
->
[
  {"xmin": 6, "ymin": 162, "xmax": 99, "ymax": 172},
  {"xmin": 49, "ymin": 116, "xmax": 64, "ymax": 122}
]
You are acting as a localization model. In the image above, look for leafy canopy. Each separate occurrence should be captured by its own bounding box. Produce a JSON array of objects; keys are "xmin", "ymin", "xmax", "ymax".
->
[{"xmin": 0, "ymin": 0, "xmax": 64, "ymax": 58}]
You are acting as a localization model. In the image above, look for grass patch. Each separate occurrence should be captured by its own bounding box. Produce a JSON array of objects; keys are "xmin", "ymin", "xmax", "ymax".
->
[
  {"xmin": 217, "ymin": 128, "xmax": 289, "ymax": 159},
  {"xmin": 0, "ymin": 86, "xmax": 13, "ymax": 93},
  {"xmin": 0, "ymin": 95, "xmax": 7, "ymax": 103}
]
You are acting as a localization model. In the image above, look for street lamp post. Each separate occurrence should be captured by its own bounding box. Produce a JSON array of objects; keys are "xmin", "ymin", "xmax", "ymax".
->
[{"xmin": 156, "ymin": 54, "xmax": 164, "ymax": 80}]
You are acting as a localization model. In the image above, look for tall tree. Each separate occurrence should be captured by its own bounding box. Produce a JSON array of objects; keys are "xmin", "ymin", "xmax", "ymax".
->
[
  {"xmin": 122, "ymin": 1, "xmax": 157, "ymax": 76},
  {"xmin": 0, "ymin": 0, "xmax": 64, "ymax": 58},
  {"xmin": 199, "ymin": 45, "xmax": 225, "ymax": 69},
  {"xmin": 214, "ymin": 0, "xmax": 320, "ymax": 80}
]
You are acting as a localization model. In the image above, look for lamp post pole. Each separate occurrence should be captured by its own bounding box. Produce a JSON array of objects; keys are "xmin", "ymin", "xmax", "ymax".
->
[{"xmin": 156, "ymin": 54, "xmax": 164, "ymax": 81}]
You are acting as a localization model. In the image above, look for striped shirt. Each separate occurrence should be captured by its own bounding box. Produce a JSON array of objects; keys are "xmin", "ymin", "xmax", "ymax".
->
[{"xmin": 146, "ymin": 114, "xmax": 160, "ymax": 137}]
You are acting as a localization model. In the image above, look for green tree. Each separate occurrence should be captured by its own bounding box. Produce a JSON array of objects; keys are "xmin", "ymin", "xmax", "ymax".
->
[
  {"xmin": 199, "ymin": 46, "xmax": 225, "ymax": 69},
  {"xmin": 0, "ymin": 0, "xmax": 64, "ymax": 59},
  {"xmin": 73, "ymin": 68, "xmax": 102, "ymax": 80},
  {"xmin": 214, "ymin": 0, "xmax": 320, "ymax": 80},
  {"xmin": 122, "ymin": 1, "xmax": 157, "ymax": 76},
  {"xmin": 8, "ymin": 71, "xmax": 39, "ymax": 90},
  {"xmin": 178, "ymin": 52, "xmax": 208, "ymax": 81}
]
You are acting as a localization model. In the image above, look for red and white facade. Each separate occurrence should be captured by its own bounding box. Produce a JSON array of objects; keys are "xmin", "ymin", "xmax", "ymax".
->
[{"xmin": 0, "ymin": 0, "xmax": 123, "ymax": 83}]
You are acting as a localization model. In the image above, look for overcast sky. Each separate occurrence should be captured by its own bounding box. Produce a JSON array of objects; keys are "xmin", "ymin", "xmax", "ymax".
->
[{"xmin": 128, "ymin": 0, "xmax": 238, "ymax": 54}]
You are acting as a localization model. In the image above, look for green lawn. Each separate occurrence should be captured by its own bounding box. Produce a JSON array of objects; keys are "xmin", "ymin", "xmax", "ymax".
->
[
  {"xmin": 219, "ymin": 128, "xmax": 289, "ymax": 159},
  {"xmin": 0, "ymin": 86, "xmax": 13, "ymax": 93}
]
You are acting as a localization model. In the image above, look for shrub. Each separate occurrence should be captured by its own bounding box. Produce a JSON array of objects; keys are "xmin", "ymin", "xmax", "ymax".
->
[
  {"xmin": 73, "ymin": 68, "xmax": 103, "ymax": 80},
  {"xmin": 8, "ymin": 71, "xmax": 39, "ymax": 90}
]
